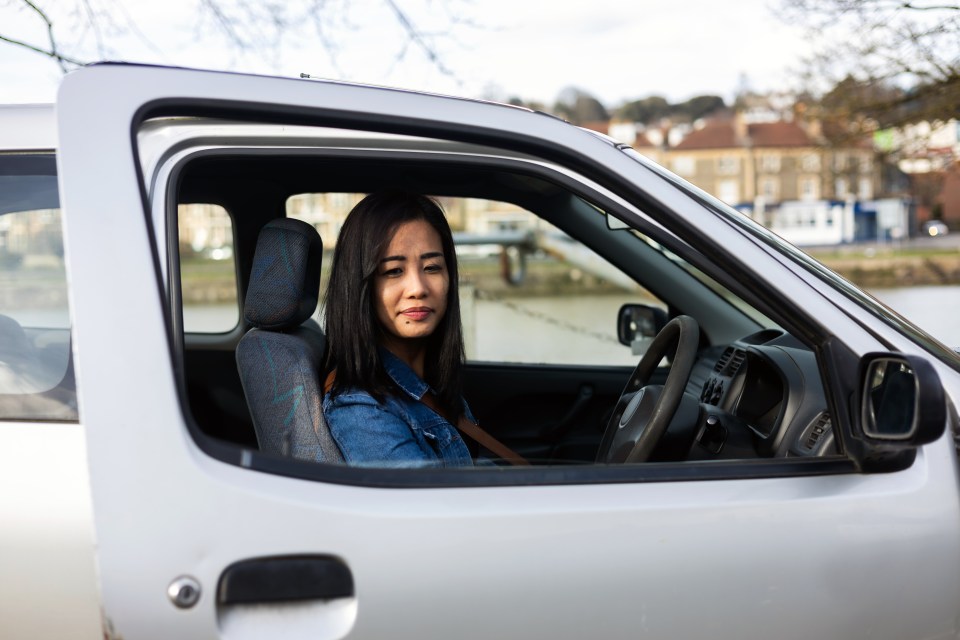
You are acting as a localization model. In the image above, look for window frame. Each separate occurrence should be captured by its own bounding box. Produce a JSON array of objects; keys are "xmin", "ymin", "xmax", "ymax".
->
[{"xmin": 133, "ymin": 109, "xmax": 868, "ymax": 487}]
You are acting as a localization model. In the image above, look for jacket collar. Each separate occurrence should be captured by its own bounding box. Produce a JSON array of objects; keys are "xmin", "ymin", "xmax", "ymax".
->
[{"xmin": 380, "ymin": 347, "xmax": 431, "ymax": 401}]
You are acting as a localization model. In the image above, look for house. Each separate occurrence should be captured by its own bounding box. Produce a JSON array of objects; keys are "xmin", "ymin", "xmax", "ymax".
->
[{"xmin": 655, "ymin": 113, "xmax": 884, "ymax": 245}]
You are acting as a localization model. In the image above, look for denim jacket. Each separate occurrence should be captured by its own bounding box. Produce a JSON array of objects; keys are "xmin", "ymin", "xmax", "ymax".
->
[{"xmin": 323, "ymin": 349, "xmax": 474, "ymax": 467}]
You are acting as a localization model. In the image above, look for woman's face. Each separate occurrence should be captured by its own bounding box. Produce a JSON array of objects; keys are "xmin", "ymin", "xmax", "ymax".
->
[{"xmin": 373, "ymin": 219, "xmax": 449, "ymax": 348}]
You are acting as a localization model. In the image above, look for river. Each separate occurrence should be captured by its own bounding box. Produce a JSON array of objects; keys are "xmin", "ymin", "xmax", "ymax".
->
[
  {"xmin": 871, "ymin": 286, "xmax": 960, "ymax": 347},
  {"xmin": 180, "ymin": 285, "xmax": 960, "ymax": 364}
]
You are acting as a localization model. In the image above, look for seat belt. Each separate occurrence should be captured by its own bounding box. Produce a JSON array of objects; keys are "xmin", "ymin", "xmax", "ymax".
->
[
  {"xmin": 417, "ymin": 390, "xmax": 530, "ymax": 466},
  {"xmin": 324, "ymin": 370, "xmax": 530, "ymax": 466}
]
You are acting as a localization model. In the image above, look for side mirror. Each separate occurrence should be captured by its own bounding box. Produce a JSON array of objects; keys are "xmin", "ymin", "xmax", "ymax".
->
[
  {"xmin": 617, "ymin": 304, "xmax": 668, "ymax": 355},
  {"xmin": 858, "ymin": 353, "xmax": 945, "ymax": 447}
]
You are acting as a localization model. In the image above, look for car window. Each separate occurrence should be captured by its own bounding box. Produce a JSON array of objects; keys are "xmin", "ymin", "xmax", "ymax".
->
[
  {"xmin": 137, "ymin": 115, "xmax": 840, "ymax": 482},
  {"xmin": 287, "ymin": 193, "xmax": 662, "ymax": 366},
  {"xmin": 0, "ymin": 154, "xmax": 77, "ymax": 421},
  {"xmin": 178, "ymin": 204, "xmax": 239, "ymax": 333}
]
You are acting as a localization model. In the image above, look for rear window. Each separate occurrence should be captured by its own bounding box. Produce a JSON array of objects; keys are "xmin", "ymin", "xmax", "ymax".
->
[
  {"xmin": 0, "ymin": 154, "xmax": 77, "ymax": 421},
  {"xmin": 178, "ymin": 203, "xmax": 239, "ymax": 333}
]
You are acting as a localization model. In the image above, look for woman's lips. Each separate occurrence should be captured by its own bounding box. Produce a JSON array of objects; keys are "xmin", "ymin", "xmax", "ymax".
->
[{"xmin": 401, "ymin": 307, "xmax": 432, "ymax": 321}]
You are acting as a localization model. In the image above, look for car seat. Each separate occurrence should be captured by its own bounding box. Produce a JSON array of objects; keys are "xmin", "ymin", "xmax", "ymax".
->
[{"xmin": 235, "ymin": 218, "xmax": 344, "ymax": 463}]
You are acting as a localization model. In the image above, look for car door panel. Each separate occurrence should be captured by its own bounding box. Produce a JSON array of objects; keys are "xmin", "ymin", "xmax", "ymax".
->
[{"xmin": 465, "ymin": 362, "xmax": 658, "ymax": 462}]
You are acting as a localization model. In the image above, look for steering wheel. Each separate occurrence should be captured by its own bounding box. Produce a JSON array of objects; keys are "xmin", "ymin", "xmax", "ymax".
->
[{"xmin": 596, "ymin": 315, "xmax": 700, "ymax": 464}]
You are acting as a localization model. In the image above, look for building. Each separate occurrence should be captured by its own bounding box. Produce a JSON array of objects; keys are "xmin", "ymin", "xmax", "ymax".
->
[
  {"xmin": 663, "ymin": 114, "xmax": 878, "ymax": 208},
  {"xmin": 652, "ymin": 113, "xmax": 888, "ymax": 245}
]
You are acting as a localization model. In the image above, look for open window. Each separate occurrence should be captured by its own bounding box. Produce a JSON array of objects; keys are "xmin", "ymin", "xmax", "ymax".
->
[{"xmin": 139, "ymin": 115, "xmax": 852, "ymax": 482}]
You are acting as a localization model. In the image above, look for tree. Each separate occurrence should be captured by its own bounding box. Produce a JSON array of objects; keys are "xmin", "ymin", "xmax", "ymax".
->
[
  {"xmin": 553, "ymin": 87, "xmax": 609, "ymax": 124},
  {"xmin": 615, "ymin": 94, "xmax": 726, "ymax": 125},
  {"xmin": 779, "ymin": 0, "xmax": 960, "ymax": 127},
  {"xmin": 672, "ymin": 95, "xmax": 726, "ymax": 122},
  {"xmin": 616, "ymin": 96, "xmax": 670, "ymax": 124},
  {"xmin": 0, "ymin": 0, "xmax": 477, "ymax": 79}
]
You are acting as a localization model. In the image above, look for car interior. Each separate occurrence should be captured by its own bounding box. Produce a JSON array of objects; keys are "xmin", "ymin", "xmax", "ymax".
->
[{"xmin": 168, "ymin": 141, "xmax": 840, "ymax": 471}]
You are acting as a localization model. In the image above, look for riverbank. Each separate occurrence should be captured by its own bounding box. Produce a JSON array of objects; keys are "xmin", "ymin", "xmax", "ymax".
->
[
  {"xmin": 810, "ymin": 247, "xmax": 960, "ymax": 287},
  {"xmin": 172, "ymin": 246, "xmax": 960, "ymax": 305}
]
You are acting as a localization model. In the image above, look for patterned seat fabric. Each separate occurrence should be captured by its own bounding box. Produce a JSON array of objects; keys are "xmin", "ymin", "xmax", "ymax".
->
[{"xmin": 236, "ymin": 218, "xmax": 344, "ymax": 463}]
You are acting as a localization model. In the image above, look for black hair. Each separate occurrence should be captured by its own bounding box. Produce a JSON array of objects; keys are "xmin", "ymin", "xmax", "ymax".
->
[{"xmin": 323, "ymin": 190, "xmax": 465, "ymax": 418}]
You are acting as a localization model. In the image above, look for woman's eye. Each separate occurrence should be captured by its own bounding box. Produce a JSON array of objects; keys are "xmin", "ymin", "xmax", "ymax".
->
[
  {"xmin": 382, "ymin": 267, "xmax": 402, "ymax": 277},
  {"xmin": 424, "ymin": 263, "xmax": 443, "ymax": 273}
]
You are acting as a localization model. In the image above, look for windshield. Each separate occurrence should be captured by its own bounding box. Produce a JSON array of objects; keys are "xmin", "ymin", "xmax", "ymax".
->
[
  {"xmin": 622, "ymin": 147, "xmax": 960, "ymax": 370},
  {"xmin": 629, "ymin": 229, "xmax": 777, "ymax": 329}
]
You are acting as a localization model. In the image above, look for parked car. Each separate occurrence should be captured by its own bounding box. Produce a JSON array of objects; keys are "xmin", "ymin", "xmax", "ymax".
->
[
  {"xmin": 923, "ymin": 219, "xmax": 950, "ymax": 237},
  {"xmin": 3, "ymin": 64, "xmax": 960, "ymax": 640}
]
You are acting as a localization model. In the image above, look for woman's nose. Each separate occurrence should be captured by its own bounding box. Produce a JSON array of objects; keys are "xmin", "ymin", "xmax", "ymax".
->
[{"xmin": 404, "ymin": 271, "xmax": 429, "ymax": 297}]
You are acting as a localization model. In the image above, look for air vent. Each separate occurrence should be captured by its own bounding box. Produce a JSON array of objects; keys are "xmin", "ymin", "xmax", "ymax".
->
[
  {"xmin": 727, "ymin": 350, "xmax": 746, "ymax": 375},
  {"xmin": 804, "ymin": 413, "xmax": 832, "ymax": 451},
  {"xmin": 713, "ymin": 348, "xmax": 734, "ymax": 373},
  {"xmin": 714, "ymin": 348, "xmax": 747, "ymax": 376}
]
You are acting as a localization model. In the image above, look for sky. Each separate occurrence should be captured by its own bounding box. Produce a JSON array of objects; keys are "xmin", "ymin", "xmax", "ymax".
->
[{"xmin": 1, "ymin": 0, "xmax": 814, "ymax": 108}]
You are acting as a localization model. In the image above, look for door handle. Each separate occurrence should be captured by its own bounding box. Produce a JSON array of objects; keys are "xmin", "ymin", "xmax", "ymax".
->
[{"xmin": 218, "ymin": 555, "xmax": 353, "ymax": 605}]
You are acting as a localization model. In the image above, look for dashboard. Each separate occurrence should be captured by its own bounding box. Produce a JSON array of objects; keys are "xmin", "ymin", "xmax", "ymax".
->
[{"xmin": 687, "ymin": 329, "xmax": 837, "ymax": 460}]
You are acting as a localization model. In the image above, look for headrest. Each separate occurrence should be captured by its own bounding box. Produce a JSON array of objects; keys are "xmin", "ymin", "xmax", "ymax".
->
[{"xmin": 244, "ymin": 218, "xmax": 323, "ymax": 330}]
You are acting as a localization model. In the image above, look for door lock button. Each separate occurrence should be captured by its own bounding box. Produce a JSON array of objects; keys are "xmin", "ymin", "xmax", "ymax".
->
[{"xmin": 168, "ymin": 575, "xmax": 202, "ymax": 609}]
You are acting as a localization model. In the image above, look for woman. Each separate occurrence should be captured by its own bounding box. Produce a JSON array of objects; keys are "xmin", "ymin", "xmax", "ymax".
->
[{"xmin": 322, "ymin": 190, "xmax": 474, "ymax": 467}]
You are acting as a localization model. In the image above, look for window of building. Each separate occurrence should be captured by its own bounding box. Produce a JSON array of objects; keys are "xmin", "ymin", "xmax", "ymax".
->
[
  {"xmin": 858, "ymin": 177, "xmax": 873, "ymax": 200},
  {"xmin": 801, "ymin": 154, "xmax": 821, "ymax": 172},
  {"xmin": 760, "ymin": 154, "xmax": 781, "ymax": 173},
  {"xmin": 178, "ymin": 204, "xmax": 239, "ymax": 333},
  {"xmin": 716, "ymin": 156, "xmax": 740, "ymax": 174},
  {"xmin": 799, "ymin": 176, "xmax": 820, "ymax": 200},
  {"xmin": 717, "ymin": 179, "xmax": 740, "ymax": 204},
  {"xmin": 759, "ymin": 177, "xmax": 780, "ymax": 201},
  {"xmin": 671, "ymin": 156, "xmax": 695, "ymax": 177},
  {"xmin": 835, "ymin": 177, "xmax": 848, "ymax": 198}
]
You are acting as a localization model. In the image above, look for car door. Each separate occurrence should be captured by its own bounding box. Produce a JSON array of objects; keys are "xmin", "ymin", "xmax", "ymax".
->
[
  {"xmin": 57, "ymin": 64, "xmax": 960, "ymax": 640},
  {"xmin": 0, "ymin": 141, "xmax": 103, "ymax": 639}
]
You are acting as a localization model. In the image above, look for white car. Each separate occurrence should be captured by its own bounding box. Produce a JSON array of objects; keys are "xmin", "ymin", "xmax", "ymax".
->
[
  {"xmin": 3, "ymin": 64, "xmax": 959, "ymax": 640},
  {"xmin": 923, "ymin": 219, "xmax": 950, "ymax": 237}
]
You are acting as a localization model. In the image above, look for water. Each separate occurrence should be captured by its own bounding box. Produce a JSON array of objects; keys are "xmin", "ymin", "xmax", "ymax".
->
[
  {"xmin": 871, "ymin": 286, "xmax": 960, "ymax": 348},
  {"xmin": 181, "ymin": 286, "xmax": 960, "ymax": 360}
]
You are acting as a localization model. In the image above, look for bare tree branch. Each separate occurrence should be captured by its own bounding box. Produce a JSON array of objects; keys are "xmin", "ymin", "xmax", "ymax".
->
[
  {"xmin": 0, "ymin": 32, "xmax": 84, "ymax": 68},
  {"xmin": 382, "ymin": 0, "xmax": 457, "ymax": 80},
  {"xmin": 779, "ymin": 0, "xmax": 960, "ymax": 128},
  {"xmin": 197, "ymin": 0, "xmax": 251, "ymax": 50},
  {"xmin": 900, "ymin": 2, "xmax": 960, "ymax": 10},
  {"xmin": 2, "ymin": 0, "xmax": 480, "ymax": 83},
  {"xmin": 78, "ymin": 0, "xmax": 106, "ymax": 57},
  {"xmin": 4, "ymin": 0, "xmax": 85, "ymax": 70}
]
